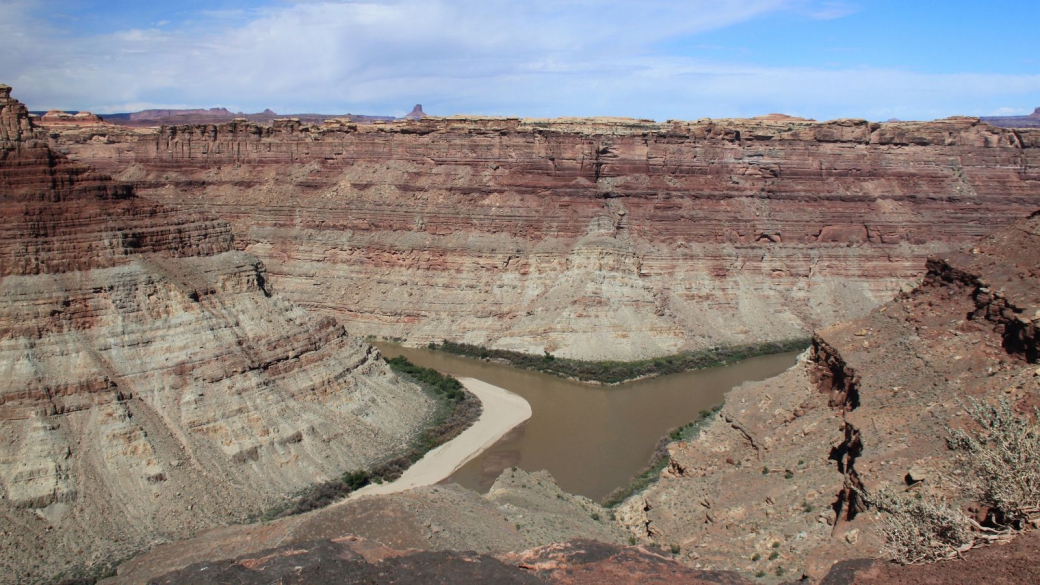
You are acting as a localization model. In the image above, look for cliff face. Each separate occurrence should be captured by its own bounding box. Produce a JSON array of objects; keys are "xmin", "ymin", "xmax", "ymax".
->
[
  {"xmin": 53, "ymin": 114, "xmax": 1040, "ymax": 360},
  {"xmin": 0, "ymin": 88, "xmax": 433, "ymax": 581},
  {"xmin": 615, "ymin": 212, "xmax": 1040, "ymax": 579}
]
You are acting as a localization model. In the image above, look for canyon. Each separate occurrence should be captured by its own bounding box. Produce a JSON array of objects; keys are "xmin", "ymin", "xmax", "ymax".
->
[
  {"xmin": 91, "ymin": 211, "xmax": 1040, "ymax": 584},
  {"xmin": 48, "ymin": 111, "xmax": 1040, "ymax": 360},
  {"xmin": 4, "ymin": 75, "xmax": 1040, "ymax": 584}
]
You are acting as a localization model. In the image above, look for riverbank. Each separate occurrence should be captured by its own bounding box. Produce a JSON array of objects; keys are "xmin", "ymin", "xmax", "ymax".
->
[
  {"xmin": 348, "ymin": 377, "xmax": 532, "ymax": 499},
  {"xmin": 425, "ymin": 338, "xmax": 810, "ymax": 385}
]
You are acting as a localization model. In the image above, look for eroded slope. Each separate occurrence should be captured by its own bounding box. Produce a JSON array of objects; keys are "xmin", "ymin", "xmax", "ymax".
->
[
  {"xmin": 617, "ymin": 211, "xmax": 1040, "ymax": 580},
  {"xmin": 0, "ymin": 86, "xmax": 433, "ymax": 581}
]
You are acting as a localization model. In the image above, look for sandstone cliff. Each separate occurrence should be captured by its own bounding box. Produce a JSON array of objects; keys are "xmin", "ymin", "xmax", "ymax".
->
[
  {"xmin": 51, "ymin": 113, "xmax": 1040, "ymax": 360},
  {"xmin": 616, "ymin": 211, "xmax": 1040, "ymax": 580},
  {"xmin": 0, "ymin": 87, "xmax": 433, "ymax": 581}
]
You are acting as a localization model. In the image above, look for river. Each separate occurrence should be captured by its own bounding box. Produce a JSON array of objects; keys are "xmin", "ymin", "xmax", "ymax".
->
[{"xmin": 375, "ymin": 343, "xmax": 801, "ymax": 502}]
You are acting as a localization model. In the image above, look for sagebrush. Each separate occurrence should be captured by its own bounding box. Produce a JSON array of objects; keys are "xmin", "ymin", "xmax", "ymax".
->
[
  {"xmin": 946, "ymin": 396, "xmax": 1040, "ymax": 528},
  {"xmin": 865, "ymin": 396, "xmax": 1040, "ymax": 564},
  {"xmin": 863, "ymin": 487, "xmax": 975, "ymax": 564}
]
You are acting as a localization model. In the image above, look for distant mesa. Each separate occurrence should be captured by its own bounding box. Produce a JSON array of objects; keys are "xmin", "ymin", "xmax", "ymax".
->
[
  {"xmin": 99, "ymin": 105, "xmax": 395, "ymax": 127},
  {"xmin": 403, "ymin": 104, "xmax": 427, "ymax": 120},
  {"xmin": 756, "ymin": 113, "xmax": 808, "ymax": 121},
  {"xmin": 981, "ymin": 106, "xmax": 1040, "ymax": 128},
  {"xmin": 36, "ymin": 109, "xmax": 104, "ymax": 126}
]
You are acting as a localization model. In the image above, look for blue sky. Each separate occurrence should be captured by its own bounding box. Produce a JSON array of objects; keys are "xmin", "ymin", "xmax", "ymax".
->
[{"xmin": 2, "ymin": 0, "xmax": 1038, "ymax": 120}]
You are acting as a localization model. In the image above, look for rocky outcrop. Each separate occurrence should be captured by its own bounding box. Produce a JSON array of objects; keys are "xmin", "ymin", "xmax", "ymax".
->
[
  {"xmin": 0, "ymin": 86, "xmax": 433, "ymax": 582},
  {"xmin": 49, "ymin": 113, "xmax": 1040, "ymax": 360},
  {"xmin": 615, "ymin": 211, "xmax": 1040, "ymax": 579},
  {"xmin": 110, "ymin": 468, "xmax": 632, "ymax": 584}
]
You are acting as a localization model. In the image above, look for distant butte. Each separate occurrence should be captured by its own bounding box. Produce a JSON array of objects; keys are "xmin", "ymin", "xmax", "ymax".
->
[{"xmin": 403, "ymin": 104, "xmax": 427, "ymax": 120}]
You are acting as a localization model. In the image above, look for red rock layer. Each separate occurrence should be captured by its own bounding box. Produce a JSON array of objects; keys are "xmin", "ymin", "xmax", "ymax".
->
[{"xmin": 53, "ymin": 115, "xmax": 1040, "ymax": 359}]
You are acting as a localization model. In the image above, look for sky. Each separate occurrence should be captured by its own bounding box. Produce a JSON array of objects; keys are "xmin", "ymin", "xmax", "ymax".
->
[{"xmin": 1, "ymin": 0, "xmax": 1038, "ymax": 121}]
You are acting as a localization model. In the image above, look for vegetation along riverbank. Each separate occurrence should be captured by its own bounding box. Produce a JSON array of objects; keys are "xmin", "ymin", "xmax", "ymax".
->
[
  {"xmin": 254, "ymin": 356, "xmax": 482, "ymax": 520},
  {"xmin": 427, "ymin": 338, "xmax": 810, "ymax": 385}
]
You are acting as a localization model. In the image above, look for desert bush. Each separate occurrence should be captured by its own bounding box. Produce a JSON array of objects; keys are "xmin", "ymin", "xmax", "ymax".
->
[
  {"xmin": 946, "ymin": 396, "xmax": 1040, "ymax": 528},
  {"xmin": 863, "ymin": 487, "xmax": 975, "ymax": 564}
]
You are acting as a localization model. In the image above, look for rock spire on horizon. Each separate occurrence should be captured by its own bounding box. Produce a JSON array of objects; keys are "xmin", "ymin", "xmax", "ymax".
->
[{"xmin": 404, "ymin": 104, "xmax": 426, "ymax": 120}]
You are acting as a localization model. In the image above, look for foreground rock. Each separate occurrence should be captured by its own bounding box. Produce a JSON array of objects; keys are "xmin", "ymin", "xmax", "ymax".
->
[
  {"xmin": 147, "ymin": 537, "xmax": 750, "ymax": 585},
  {"xmin": 0, "ymin": 87, "xmax": 433, "ymax": 581},
  {"xmin": 110, "ymin": 468, "xmax": 629, "ymax": 584},
  {"xmin": 51, "ymin": 112, "xmax": 1040, "ymax": 360},
  {"xmin": 617, "ymin": 211, "xmax": 1040, "ymax": 580}
]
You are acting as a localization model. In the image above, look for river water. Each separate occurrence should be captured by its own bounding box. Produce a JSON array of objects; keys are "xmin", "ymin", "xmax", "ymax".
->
[{"xmin": 375, "ymin": 343, "xmax": 801, "ymax": 502}]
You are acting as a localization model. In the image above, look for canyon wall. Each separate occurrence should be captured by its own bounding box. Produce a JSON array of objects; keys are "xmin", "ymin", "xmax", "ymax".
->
[
  {"xmin": 0, "ymin": 86, "xmax": 433, "ymax": 580},
  {"xmin": 53, "ymin": 114, "xmax": 1040, "ymax": 360}
]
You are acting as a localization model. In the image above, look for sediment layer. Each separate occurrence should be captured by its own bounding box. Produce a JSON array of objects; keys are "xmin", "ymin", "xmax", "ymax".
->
[{"xmin": 52, "ymin": 114, "xmax": 1040, "ymax": 359}]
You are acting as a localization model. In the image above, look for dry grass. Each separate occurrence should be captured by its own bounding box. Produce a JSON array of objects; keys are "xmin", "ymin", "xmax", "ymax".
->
[
  {"xmin": 864, "ymin": 396, "xmax": 1039, "ymax": 564},
  {"xmin": 946, "ymin": 397, "xmax": 1040, "ymax": 529},
  {"xmin": 864, "ymin": 488, "xmax": 975, "ymax": 564}
]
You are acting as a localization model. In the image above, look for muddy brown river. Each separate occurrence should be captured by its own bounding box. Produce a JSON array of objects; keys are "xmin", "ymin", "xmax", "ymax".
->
[{"xmin": 375, "ymin": 344, "xmax": 801, "ymax": 502}]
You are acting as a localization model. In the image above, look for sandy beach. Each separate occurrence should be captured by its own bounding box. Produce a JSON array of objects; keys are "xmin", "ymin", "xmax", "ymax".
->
[{"xmin": 347, "ymin": 377, "xmax": 532, "ymax": 500}]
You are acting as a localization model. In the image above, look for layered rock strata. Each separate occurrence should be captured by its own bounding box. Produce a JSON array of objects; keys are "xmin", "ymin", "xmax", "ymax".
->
[
  {"xmin": 51, "ymin": 114, "xmax": 1040, "ymax": 359},
  {"xmin": 616, "ymin": 211, "xmax": 1040, "ymax": 579},
  {"xmin": 0, "ymin": 87, "xmax": 433, "ymax": 581}
]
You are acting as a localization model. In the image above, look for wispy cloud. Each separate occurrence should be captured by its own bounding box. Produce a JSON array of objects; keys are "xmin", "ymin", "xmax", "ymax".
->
[
  {"xmin": 801, "ymin": 1, "xmax": 858, "ymax": 20},
  {"xmin": 1, "ymin": 0, "xmax": 1037, "ymax": 120}
]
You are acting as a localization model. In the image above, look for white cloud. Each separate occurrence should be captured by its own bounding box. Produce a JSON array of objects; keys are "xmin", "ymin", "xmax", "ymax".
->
[
  {"xmin": 1, "ymin": 0, "xmax": 1038, "ymax": 120},
  {"xmin": 989, "ymin": 107, "xmax": 1033, "ymax": 117}
]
